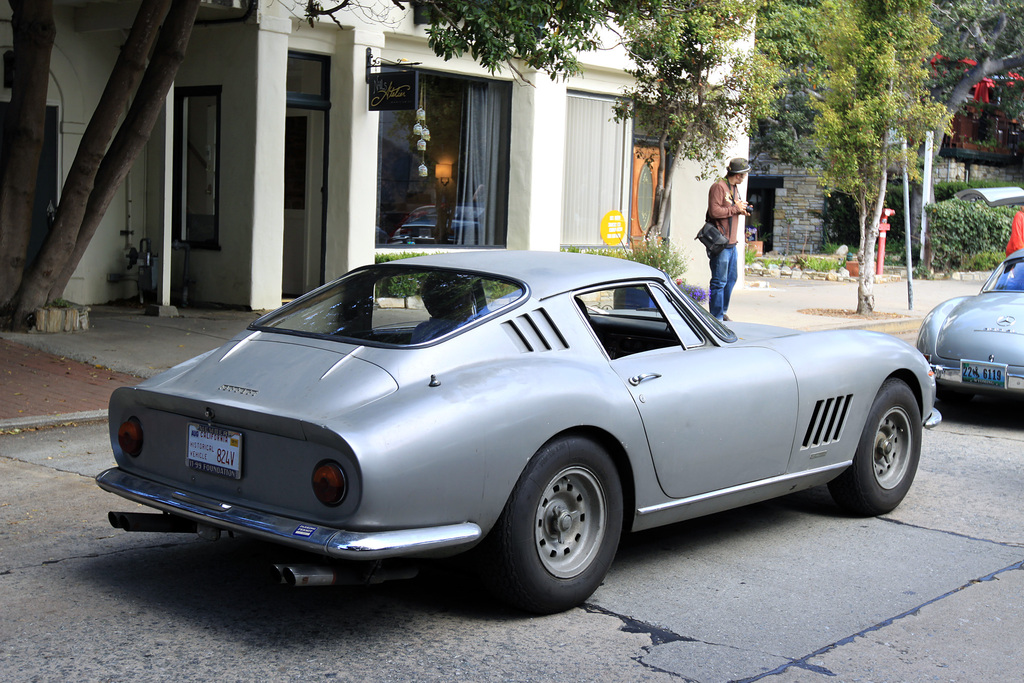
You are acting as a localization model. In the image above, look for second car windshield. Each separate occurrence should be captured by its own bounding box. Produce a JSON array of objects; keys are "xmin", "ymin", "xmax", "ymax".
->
[{"xmin": 983, "ymin": 258, "xmax": 1024, "ymax": 292}]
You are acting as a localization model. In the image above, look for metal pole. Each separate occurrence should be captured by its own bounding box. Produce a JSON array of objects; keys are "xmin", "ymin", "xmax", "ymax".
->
[
  {"xmin": 902, "ymin": 140, "xmax": 914, "ymax": 310},
  {"xmin": 920, "ymin": 131, "xmax": 933, "ymax": 263}
]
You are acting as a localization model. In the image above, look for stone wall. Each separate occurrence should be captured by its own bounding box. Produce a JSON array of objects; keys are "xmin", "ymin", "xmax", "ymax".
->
[
  {"xmin": 759, "ymin": 161, "xmax": 826, "ymax": 255},
  {"xmin": 932, "ymin": 157, "xmax": 1024, "ymax": 186},
  {"xmin": 763, "ymin": 157, "xmax": 1024, "ymax": 255}
]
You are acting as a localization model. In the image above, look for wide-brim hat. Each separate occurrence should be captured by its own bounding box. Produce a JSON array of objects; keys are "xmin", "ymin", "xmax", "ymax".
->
[{"xmin": 727, "ymin": 158, "xmax": 750, "ymax": 175}]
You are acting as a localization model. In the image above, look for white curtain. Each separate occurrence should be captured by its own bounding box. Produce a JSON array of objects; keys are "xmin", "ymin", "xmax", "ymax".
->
[
  {"xmin": 457, "ymin": 83, "xmax": 505, "ymax": 245},
  {"xmin": 561, "ymin": 94, "xmax": 630, "ymax": 246}
]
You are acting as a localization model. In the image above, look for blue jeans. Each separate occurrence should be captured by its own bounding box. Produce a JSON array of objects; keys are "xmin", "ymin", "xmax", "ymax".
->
[{"xmin": 709, "ymin": 245, "xmax": 738, "ymax": 320}]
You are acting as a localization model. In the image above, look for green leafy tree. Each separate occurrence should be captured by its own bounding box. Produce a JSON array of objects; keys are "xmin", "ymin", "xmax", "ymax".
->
[
  {"xmin": 614, "ymin": 0, "xmax": 781, "ymax": 238},
  {"xmin": 812, "ymin": 0, "xmax": 949, "ymax": 314},
  {"xmin": 751, "ymin": 0, "xmax": 825, "ymax": 169},
  {"xmin": 754, "ymin": 0, "xmax": 1024, "ymax": 267},
  {"xmin": 307, "ymin": 0, "xmax": 659, "ymax": 78}
]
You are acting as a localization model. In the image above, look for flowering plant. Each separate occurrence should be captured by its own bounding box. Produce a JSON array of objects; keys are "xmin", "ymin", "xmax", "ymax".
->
[{"xmin": 675, "ymin": 278, "xmax": 708, "ymax": 304}]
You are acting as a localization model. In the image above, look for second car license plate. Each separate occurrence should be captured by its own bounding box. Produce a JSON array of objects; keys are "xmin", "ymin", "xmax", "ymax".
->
[
  {"xmin": 961, "ymin": 359, "xmax": 1007, "ymax": 388},
  {"xmin": 186, "ymin": 423, "xmax": 243, "ymax": 479}
]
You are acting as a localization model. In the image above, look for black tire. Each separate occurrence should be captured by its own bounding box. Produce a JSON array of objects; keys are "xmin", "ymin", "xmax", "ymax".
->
[
  {"xmin": 479, "ymin": 435, "xmax": 623, "ymax": 614},
  {"xmin": 936, "ymin": 387, "xmax": 973, "ymax": 404},
  {"xmin": 828, "ymin": 379, "xmax": 921, "ymax": 516}
]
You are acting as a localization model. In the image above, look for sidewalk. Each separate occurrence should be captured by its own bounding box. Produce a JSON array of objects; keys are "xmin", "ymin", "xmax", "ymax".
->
[
  {"xmin": 1, "ymin": 306, "xmax": 261, "ymax": 431},
  {"xmin": 0, "ymin": 275, "xmax": 985, "ymax": 431}
]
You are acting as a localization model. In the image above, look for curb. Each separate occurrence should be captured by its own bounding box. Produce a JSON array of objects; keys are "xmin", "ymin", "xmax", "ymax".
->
[{"xmin": 0, "ymin": 409, "xmax": 108, "ymax": 432}]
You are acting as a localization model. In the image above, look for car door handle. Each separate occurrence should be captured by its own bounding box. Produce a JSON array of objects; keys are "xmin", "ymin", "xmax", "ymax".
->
[{"xmin": 629, "ymin": 373, "xmax": 662, "ymax": 386}]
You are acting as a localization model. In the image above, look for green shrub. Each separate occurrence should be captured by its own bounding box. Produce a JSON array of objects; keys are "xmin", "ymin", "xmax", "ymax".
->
[
  {"xmin": 925, "ymin": 199, "xmax": 1015, "ymax": 271},
  {"xmin": 374, "ymin": 251, "xmax": 430, "ymax": 263},
  {"xmin": 962, "ymin": 250, "xmax": 1005, "ymax": 272},
  {"xmin": 795, "ymin": 255, "xmax": 843, "ymax": 272},
  {"xmin": 562, "ymin": 240, "xmax": 687, "ymax": 278}
]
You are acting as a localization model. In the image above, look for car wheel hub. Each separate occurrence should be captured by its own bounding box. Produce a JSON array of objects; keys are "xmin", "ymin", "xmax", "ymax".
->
[
  {"xmin": 872, "ymin": 407, "xmax": 911, "ymax": 490},
  {"xmin": 534, "ymin": 466, "xmax": 607, "ymax": 579}
]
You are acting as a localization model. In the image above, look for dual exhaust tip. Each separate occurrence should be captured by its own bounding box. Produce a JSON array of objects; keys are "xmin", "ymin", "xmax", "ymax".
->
[
  {"xmin": 108, "ymin": 511, "xmax": 418, "ymax": 587},
  {"xmin": 270, "ymin": 563, "xmax": 419, "ymax": 587}
]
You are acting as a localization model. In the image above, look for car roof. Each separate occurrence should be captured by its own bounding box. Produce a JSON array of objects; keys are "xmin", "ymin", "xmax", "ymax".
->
[
  {"xmin": 954, "ymin": 186, "xmax": 1024, "ymax": 207},
  {"xmin": 379, "ymin": 250, "xmax": 666, "ymax": 299}
]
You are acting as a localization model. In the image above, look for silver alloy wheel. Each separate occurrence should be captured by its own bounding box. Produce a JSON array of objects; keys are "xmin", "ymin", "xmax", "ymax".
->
[
  {"xmin": 534, "ymin": 465, "xmax": 607, "ymax": 579},
  {"xmin": 873, "ymin": 405, "xmax": 912, "ymax": 489}
]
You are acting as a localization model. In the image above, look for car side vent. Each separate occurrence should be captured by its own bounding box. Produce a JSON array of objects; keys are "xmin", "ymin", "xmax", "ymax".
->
[
  {"xmin": 502, "ymin": 308, "xmax": 568, "ymax": 353},
  {"xmin": 801, "ymin": 394, "xmax": 853, "ymax": 449}
]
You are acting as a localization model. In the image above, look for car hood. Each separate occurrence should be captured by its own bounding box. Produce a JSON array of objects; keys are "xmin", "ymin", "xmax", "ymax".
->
[
  {"xmin": 935, "ymin": 293, "xmax": 1024, "ymax": 366},
  {"xmin": 139, "ymin": 332, "xmax": 399, "ymax": 421}
]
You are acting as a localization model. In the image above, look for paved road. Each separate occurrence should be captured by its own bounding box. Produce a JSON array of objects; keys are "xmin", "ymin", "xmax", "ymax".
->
[{"xmin": 1, "ymin": 400, "xmax": 1021, "ymax": 682}]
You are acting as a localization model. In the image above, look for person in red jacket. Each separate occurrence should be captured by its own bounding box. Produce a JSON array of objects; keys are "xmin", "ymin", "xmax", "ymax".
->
[
  {"xmin": 1007, "ymin": 208, "xmax": 1024, "ymax": 256},
  {"xmin": 706, "ymin": 158, "xmax": 751, "ymax": 321}
]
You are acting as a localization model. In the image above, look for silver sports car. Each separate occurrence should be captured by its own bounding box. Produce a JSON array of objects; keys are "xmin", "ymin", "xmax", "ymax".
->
[
  {"xmin": 917, "ymin": 248, "xmax": 1024, "ymax": 402},
  {"xmin": 98, "ymin": 251, "xmax": 940, "ymax": 613}
]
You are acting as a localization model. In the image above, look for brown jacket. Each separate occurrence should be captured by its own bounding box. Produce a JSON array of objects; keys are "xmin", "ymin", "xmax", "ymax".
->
[{"xmin": 706, "ymin": 179, "xmax": 745, "ymax": 246}]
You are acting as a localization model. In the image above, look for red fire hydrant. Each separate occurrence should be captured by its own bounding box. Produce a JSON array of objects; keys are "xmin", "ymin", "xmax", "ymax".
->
[{"xmin": 877, "ymin": 208, "xmax": 895, "ymax": 275}]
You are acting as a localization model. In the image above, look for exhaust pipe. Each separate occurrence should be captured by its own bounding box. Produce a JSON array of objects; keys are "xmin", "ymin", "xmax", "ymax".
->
[
  {"xmin": 271, "ymin": 562, "xmax": 419, "ymax": 587},
  {"xmin": 108, "ymin": 511, "xmax": 196, "ymax": 534}
]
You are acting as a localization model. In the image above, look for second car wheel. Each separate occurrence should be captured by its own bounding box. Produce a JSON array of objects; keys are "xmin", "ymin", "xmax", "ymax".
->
[
  {"xmin": 828, "ymin": 378, "xmax": 922, "ymax": 516},
  {"xmin": 479, "ymin": 435, "xmax": 623, "ymax": 614}
]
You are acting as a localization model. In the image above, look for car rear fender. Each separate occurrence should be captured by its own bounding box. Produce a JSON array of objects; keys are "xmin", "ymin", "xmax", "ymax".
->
[{"xmin": 916, "ymin": 296, "xmax": 970, "ymax": 357}]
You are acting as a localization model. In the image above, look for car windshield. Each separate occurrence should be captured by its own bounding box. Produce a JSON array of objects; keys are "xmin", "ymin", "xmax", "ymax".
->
[
  {"xmin": 982, "ymin": 258, "xmax": 1024, "ymax": 292},
  {"xmin": 252, "ymin": 266, "xmax": 526, "ymax": 345}
]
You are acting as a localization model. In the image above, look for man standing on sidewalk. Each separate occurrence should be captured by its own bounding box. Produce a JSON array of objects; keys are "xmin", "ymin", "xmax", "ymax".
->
[{"xmin": 706, "ymin": 158, "xmax": 751, "ymax": 321}]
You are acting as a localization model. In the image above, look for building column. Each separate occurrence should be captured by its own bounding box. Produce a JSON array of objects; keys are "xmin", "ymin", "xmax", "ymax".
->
[
  {"xmin": 248, "ymin": 15, "xmax": 291, "ymax": 310},
  {"xmin": 323, "ymin": 28, "xmax": 385, "ymax": 282},
  {"xmin": 507, "ymin": 73, "xmax": 566, "ymax": 252}
]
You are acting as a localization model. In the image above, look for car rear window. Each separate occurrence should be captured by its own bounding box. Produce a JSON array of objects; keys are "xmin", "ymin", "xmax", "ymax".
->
[{"xmin": 252, "ymin": 266, "xmax": 525, "ymax": 345}]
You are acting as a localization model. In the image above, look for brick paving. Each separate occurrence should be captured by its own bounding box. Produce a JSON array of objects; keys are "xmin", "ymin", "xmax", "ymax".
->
[{"xmin": 0, "ymin": 339, "xmax": 141, "ymax": 421}]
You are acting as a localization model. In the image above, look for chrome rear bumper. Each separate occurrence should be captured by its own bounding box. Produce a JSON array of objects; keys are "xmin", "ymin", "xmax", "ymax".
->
[
  {"xmin": 931, "ymin": 364, "xmax": 1024, "ymax": 391},
  {"xmin": 96, "ymin": 468, "xmax": 481, "ymax": 559}
]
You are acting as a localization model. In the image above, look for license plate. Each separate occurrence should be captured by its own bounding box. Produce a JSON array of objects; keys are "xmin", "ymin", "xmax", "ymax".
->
[
  {"xmin": 186, "ymin": 423, "xmax": 243, "ymax": 479},
  {"xmin": 961, "ymin": 359, "xmax": 1007, "ymax": 388}
]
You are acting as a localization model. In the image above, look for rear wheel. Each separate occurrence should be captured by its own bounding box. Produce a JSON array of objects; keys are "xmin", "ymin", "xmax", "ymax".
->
[
  {"xmin": 479, "ymin": 435, "xmax": 623, "ymax": 614},
  {"xmin": 828, "ymin": 379, "xmax": 921, "ymax": 516}
]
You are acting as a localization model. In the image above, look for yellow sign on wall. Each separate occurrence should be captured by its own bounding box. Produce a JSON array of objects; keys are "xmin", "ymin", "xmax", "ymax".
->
[{"xmin": 600, "ymin": 210, "xmax": 626, "ymax": 246}]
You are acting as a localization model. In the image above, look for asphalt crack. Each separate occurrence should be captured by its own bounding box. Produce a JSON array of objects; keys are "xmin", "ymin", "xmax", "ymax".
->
[
  {"xmin": 743, "ymin": 559, "xmax": 1024, "ymax": 681},
  {"xmin": 880, "ymin": 515, "xmax": 1024, "ymax": 548},
  {"xmin": 582, "ymin": 601, "xmax": 702, "ymax": 680}
]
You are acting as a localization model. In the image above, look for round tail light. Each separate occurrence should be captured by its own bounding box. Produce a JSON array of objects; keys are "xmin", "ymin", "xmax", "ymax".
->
[
  {"xmin": 118, "ymin": 417, "xmax": 144, "ymax": 456},
  {"xmin": 312, "ymin": 461, "xmax": 347, "ymax": 506}
]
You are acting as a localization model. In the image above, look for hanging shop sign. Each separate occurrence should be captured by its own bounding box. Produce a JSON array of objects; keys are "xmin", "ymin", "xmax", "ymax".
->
[
  {"xmin": 366, "ymin": 49, "xmax": 419, "ymax": 111},
  {"xmin": 368, "ymin": 70, "xmax": 418, "ymax": 111}
]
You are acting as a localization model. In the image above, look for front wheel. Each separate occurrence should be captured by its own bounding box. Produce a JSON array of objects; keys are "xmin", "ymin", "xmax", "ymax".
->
[
  {"xmin": 479, "ymin": 435, "xmax": 623, "ymax": 614},
  {"xmin": 828, "ymin": 379, "xmax": 921, "ymax": 516}
]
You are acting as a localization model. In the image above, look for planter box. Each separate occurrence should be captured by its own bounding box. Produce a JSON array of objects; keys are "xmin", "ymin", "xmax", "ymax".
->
[
  {"xmin": 846, "ymin": 260, "xmax": 859, "ymax": 277},
  {"xmin": 33, "ymin": 305, "xmax": 90, "ymax": 333},
  {"xmin": 747, "ymin": 240, "xmax": 763, "ymax": 256}
]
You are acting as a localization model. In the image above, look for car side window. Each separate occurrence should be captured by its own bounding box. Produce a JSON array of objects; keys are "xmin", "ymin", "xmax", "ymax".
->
[
  {"xmin": 649, "ymin": 286, "xmax": 705, "ymax": 348},
  {"xmin": 575, "ymin": 285, "xmax": 689, "ymax": 359}
]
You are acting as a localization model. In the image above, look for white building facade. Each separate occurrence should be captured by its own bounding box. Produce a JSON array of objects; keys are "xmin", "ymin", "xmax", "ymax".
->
[{"xmin": 4, "ymin": 1, "xmax": 746, "ymax": 310}]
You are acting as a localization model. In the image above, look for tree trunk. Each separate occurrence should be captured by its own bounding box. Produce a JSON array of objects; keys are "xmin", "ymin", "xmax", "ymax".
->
[
  {"xmin": 0, "ymin": 0, "xmax": 55, "ymax": 322},
  {"xmin": 646, "ymin": 131, "xmax": 670, "ymax": 240},
  {"xmin": 13, "ymin": 0, "xmax": 171, "ymax": 322},
  {"xmin": 11, "ymin": 0, "xmax": 200, "ymax": 329},
  {"xmin": 856, "ymin": 172, "xmax": 890, "ymax": 315}
]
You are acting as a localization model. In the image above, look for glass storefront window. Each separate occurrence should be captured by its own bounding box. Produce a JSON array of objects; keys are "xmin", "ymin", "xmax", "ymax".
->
[{"xmin": 376, "ymin": 73, "xmax": 510, "ymax": 247}]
